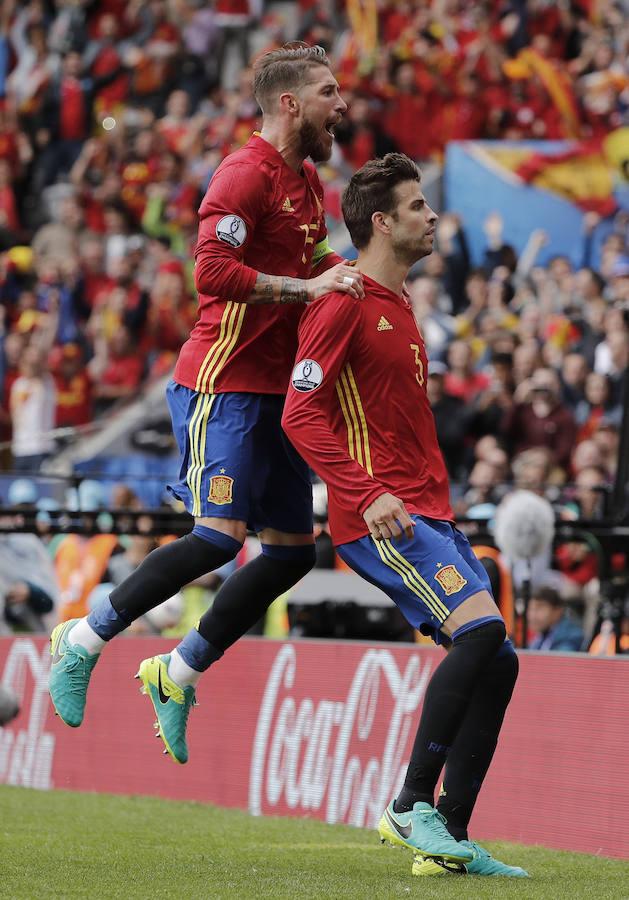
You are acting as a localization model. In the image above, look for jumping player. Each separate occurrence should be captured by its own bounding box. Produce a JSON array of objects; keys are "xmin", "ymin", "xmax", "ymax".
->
[
  {"xmin": 49, "ymin": 44, "xmax": 363, "ymax": 764},
  {"xmin": 282, "ymin": 154, "xmax": 527, "ymax": 878}
]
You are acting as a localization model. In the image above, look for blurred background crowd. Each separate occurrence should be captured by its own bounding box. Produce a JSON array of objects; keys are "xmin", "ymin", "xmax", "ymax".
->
[{"xmin": 0, "ymin": 0, "xmax": 627, "ymax": 652}]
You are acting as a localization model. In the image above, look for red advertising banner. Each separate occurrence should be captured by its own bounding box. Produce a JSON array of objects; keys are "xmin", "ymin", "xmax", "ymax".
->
[{"xmin": 1, "ymin": 637, "xmax": 628, "ymax": 859}]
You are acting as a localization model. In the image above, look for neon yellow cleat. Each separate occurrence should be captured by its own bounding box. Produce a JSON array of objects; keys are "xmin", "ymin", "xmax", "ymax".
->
[
  {"xmin": 135, "ymin": 654, "xmax": 196, "ymax": 764},
  {"xmin": 378, "ymin": 801, "xmax": 474, "ymax": 864},
  {"xmin": 412, "ymin": 841, "xmax": 529, "ymax": 877}
]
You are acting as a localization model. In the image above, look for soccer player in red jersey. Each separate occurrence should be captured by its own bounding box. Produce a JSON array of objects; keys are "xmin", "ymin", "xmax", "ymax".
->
[
  {"xmin": 49, "ymin": 44, "xmax": 364, "ymax": 763},
  {"xmin": 282, "ymin": 155, "xmax": 527, "ymax": 878}
]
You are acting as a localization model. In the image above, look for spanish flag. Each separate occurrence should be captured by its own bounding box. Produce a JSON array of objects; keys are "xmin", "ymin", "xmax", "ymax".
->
[
  {"xmin": 514, "ymin": 128, "xmax": 629, "ymax": 217},
  {"xmin": 504, "ymin": 48, "xmax": 581, "ymax": 139}
]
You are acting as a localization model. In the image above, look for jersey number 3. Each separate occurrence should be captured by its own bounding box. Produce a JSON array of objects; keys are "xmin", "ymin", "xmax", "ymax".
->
[{"xmin": 410, "ymin": 343, "xmax": 425, "ymax": 387}]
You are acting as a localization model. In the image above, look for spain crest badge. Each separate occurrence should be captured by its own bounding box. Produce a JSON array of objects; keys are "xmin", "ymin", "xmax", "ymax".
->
[
  {"xmin": 434, "ymin": 564, "xmax": 467, "ymax": 596},
  {"xmin": 208, "ymin": 474, "xmax": 233, "ymax": 505}
]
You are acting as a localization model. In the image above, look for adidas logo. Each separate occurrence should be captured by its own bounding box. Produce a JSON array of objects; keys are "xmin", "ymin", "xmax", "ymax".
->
[
  {"xmin": 282, "ymin": 196, "xmax": 294, "ymax": 213},
  {"xmin": 377, "ymin": 315, "xmax": 393, "ymax": 331}
]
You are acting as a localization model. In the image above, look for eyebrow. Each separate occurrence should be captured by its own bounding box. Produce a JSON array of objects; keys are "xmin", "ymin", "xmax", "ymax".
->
[{"xmin": 304, "ymin": 79, "xmax": 339, "ymax": 89}]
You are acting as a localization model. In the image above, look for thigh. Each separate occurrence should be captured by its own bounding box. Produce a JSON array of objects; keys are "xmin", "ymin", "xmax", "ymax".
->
[
  {"xmin": 166, "ymin": 383, "xmax": 259, "ymax": 521},
  {"xmin": 250, "ymin": 396, "xmax": 313, "ymax": 536},
  {"xmin": 337, "ymin": 516, "xmax": 490, "ymax": 645}
]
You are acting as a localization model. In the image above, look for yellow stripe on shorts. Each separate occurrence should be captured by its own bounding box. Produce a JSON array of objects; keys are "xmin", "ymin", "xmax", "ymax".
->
[
  {"xmin": 373, "ymin": 537, "xmax": 447, "ymax": 622},
  {"xmin": 382, "ymin": 539, "xmax": 450, "ymax": 619},
  {"xmin": 186, "ymin": 393, "xmax": 214, "ymax": 516}
]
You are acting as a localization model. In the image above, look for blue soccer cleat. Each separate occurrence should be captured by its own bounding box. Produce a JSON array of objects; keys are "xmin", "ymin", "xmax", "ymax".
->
[
  {"xmin": 412, "ymin": 840, "xmax": 529, "ymax": 877},
  {"xmin": 49, "ymin": 618, "xmax": 100, "ymax": 727},
  {"xmin": 135, "ymin": 654, "xmax": 196, "ymax": 764},
  {"xmin": 378, "ymin": 801, "xmax": 474, "ymax": 864}
]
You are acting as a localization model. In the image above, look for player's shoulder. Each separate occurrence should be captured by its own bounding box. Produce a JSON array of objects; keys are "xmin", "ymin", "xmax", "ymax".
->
[
  {"xmin": 215, "ymin": 144, "xmax": 275, "ymax": 182},
  {"xmin": 302, "ymin": 292, "xmax": 364, "ymax": 327}
]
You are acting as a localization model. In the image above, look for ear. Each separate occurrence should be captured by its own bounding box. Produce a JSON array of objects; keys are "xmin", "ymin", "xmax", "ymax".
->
[
  {"xmin": 279, "ymin": 91, "xmax": 300, "ymax": 116},
  {"xmin": 372, "ymin": 211, "xmax": 391, "ymax": 236}
]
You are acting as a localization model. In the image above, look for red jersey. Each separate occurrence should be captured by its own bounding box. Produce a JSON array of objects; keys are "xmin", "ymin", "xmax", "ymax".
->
[
  {"xmin": 282, "ymin": 276, "xmax": 453, "ymax": 545},
  {"xmin": 54, "ymin": 371, "xmax": 93, "ymax": 427},
  {"xmin": 174, "ymin": 134, "xmax": 334, "ymax": 395}
]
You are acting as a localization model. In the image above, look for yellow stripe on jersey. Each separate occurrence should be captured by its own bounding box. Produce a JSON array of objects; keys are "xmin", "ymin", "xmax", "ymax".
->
[
  {"xmin": 335, "ymin": 364, "xmax": 373, "ymax": 474},
  {"xmin": 344, "ymin": 364, "xmax": 373, "ymax": 475},
  {"xmin": 335, "ymin": 379, "xmax": 356, "ymax": 460},
  {"xmin": 382, "ymin": 538, "xmax": 450, "ymax": 620},
  {"xmin": 206, "ymin": 302, "xmax": 246, "ymax": 393},
  {"xmin": 339, "ymin": 367, "xmax": 363, "ymax": 467},
  {"xmin": 374, "ymin": 537, "xmax": 447, "ymax": 622},
  {"xmin": 195, "ymin": 302, "xmax": 235, "ymax": 392}
]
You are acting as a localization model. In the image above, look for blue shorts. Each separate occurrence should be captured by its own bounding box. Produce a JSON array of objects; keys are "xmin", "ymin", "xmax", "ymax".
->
[
  {"xmin": 337, "ymin": 516, "xmax": 496, "ymax": 645},
  {"xmin": 166, "ymin": 382, "xmax": 313, "ymax": 534}
]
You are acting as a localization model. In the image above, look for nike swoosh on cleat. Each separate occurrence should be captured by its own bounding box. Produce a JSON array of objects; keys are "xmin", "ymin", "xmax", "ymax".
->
[
  {"xmin": 50, "ymin": 623, "xmax": 70, "ymax": 666},
  {"xmin": 157, "ymin": 666, "xmax": 170, "ymax": 705},
  {"xmin": 385, "ymin": 808, "xmax": 412, "ymax": 839}
]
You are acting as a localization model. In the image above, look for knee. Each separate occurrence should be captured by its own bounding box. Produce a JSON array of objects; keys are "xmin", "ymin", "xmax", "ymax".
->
[
  {"xmin": 260, "ymin": 543, "xmax": 317, "ymax": 581},
  {"xmin": 453, "ymin": 619, "xmax": 507, "ymax": 659},
  {"xmin": 495, "ymin": 638, "xmax": 519, "ymax": 686}
]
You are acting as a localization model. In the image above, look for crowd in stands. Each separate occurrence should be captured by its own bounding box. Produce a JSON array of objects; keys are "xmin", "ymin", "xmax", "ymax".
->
[{"xmin": 0, "ymin": 2, "xmax": 627, "ymax": 645}]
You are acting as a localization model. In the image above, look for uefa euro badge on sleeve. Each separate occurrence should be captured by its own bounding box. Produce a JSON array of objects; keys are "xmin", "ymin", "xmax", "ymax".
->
[
  {"xmin": 208, "ymin": 469, "xmax": 234, "ymax": 504},
  {"xmin": 216, "ymin": 215, "xmax": 247, "ymax": 248},
  {"xmin": 434, "ymin": 564, "xmax": 468, "ymax": 596},
  {"xmin": 291, "ymin": 359, "xmax": 324, "ymax": 392}
]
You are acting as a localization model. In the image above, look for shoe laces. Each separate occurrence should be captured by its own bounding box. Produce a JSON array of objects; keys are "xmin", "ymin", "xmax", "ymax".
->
[
  {"xmin": 463, "ymin": 841, "xmax": 486, "ymax": 860},
  {"xmin": 64, "ymin": 653, "xmax": 90, "ymax": 695},
  {"xmin": 417, "ymin": 807, "xmax": 453, "ymax": 839},
  {"xmin": 181, "ymin": 689, "xmax": 197, "ymax": 727}
]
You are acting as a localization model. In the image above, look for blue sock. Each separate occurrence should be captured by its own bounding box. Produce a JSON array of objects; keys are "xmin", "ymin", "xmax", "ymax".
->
[
  {"xmin": 176, "ymin": 628, "xmax": 223, "ymax": 673},
  {"xmin": 87, "ymin": 596, "xmax": 130, "ymax": 641}
]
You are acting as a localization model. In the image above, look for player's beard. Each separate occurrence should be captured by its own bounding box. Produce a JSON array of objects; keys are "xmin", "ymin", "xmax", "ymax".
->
[
  {"xmin": 298, "ymin": 117, "xmax": 332, "ymax": 163},
  {"xmin": 392, "ymin": 233, "xmax": 431, "ymax": 266}
]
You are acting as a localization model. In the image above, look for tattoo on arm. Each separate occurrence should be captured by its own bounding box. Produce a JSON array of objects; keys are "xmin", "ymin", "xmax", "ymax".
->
[
  {"xmin": 279, "ymin": 277, "xmax": 309, "ymax": 305},
  {"xmin": 248, "ymin": 273, "xmax": 309, "ymax": 305},
  {"xmin": 251, "ymin": 273, "xmax": 275, "ymax": 303}
]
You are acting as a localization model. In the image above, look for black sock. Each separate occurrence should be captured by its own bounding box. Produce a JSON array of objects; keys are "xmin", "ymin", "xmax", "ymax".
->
[
  {"xmin": 437, "ymin": 641, "xmax": 519, "ymax": 841},
  {"xmin": 107, "ymin": 531, "xmax": 240, "ymax": 626},
  {"xmin": 393, "ymin": 620, "xmax": 506, "ymax": 813},
  {"xmin": 197, "ymin": 545, "xmax": 315, "ymax": 652}
]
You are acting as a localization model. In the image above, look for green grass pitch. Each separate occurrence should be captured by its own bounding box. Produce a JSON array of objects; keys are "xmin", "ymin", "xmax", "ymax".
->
[{"xmin": 2, "ymin": 786, "xmax": 627, "ymax": 899}]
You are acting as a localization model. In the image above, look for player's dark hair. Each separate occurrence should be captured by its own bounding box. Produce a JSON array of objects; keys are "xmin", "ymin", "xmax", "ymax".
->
[
  {"xmin": 253, "ymin": 43, "xmax": 330, "ymax": 113},
  {"xmin": 341, "ymin": 153, "xmax": 421, "ymax": 250}
]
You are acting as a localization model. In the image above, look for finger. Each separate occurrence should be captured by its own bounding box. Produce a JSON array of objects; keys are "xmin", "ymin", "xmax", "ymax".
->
[
  {"xmin": 377, "ymin": 520, "xmax": 394, "ymax": 540},
  {"xmin": 397, "ymin": 509, "xmax": 415, "ymax": 539}
]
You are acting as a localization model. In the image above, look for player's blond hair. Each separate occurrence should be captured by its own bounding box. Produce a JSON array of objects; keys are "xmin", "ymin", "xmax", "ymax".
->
[
  {"xmin": 253, "ymin": 43, "xmax": 330, "ymax": 113},
  {"xmin": 342, "ymin": 153, "xmax": 421, "ymax": 250}
]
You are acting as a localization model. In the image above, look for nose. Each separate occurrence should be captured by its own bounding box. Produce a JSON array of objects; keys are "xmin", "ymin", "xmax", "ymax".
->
[
  {"xmin": 428, "ymin": 205, "xmax": 438, "ymax": 225},
  {"xmin": 337, "ymin": 93, "xmax": 348, "ymax": 115}
]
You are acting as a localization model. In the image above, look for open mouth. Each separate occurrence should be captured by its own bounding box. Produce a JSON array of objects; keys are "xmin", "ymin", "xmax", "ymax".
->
[{"xmin": 324, "ymin": 120, "xmax": 337, "ymax": 137}]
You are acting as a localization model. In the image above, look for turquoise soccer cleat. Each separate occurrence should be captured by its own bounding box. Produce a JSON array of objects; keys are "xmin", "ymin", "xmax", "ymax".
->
[
  {"xmin": 49, "ymin": 619, "xmax": 100, "ymax": 727},
  {"xmin": 135, "ymin": 654, "xmax": 196, "ymax": 764},
  {"xmin": 378, "ymin": 801, "xmax": 474, "ymax": 864},
  {"xmin": 412, "ymin": 840, "xmax": 529, "ymax": 877}
]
